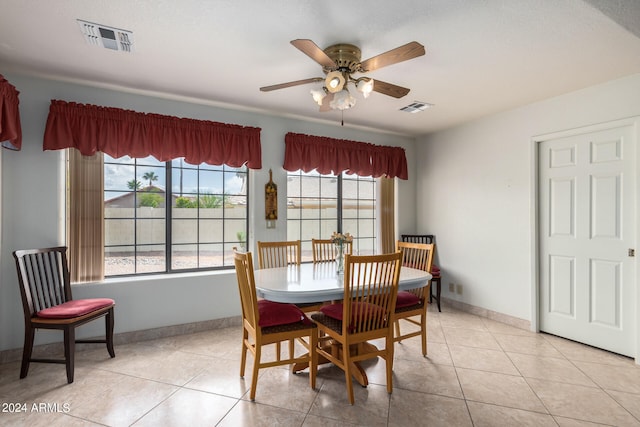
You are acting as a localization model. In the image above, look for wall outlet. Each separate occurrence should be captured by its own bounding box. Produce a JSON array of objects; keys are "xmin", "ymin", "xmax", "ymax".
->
[
  {"xmin": 448, "ymin": 282, "xmax": 455, "ymax": 292},
  {"xmin": 456, "ymin": 284, "xmax": 463, "ymax": 295}
]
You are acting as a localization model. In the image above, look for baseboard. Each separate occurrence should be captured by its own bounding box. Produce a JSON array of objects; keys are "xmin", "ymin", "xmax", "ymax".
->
[
  {"xmin": 440, "ymin": 297, "xmax": 531, "ymax": 331},
  {"xmin": 0, "ymin": 315, "xmax": 242, "ymax": 365}
]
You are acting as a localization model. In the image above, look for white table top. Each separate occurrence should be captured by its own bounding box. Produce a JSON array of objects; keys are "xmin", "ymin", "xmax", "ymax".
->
[{"xmin": 253, "ymin": 262, "xmax": 432, "ymax": 304}]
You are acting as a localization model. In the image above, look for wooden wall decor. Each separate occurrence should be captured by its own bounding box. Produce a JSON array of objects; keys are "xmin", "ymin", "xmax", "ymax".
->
[{"xmin": 265, "ymin": 169, "xmax": 277, "ymax": 220}]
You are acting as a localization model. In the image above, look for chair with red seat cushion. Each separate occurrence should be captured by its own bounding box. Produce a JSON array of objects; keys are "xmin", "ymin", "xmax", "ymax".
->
[
  {"xmin": 13, "ymin": 246, "xmax": 115, "ymax": 384},
  {"xmin": 311, "ymin": 251, "xmax": 402, "ymax": 404},
  {"xmin": 233, "ymin": 249, "xmax": 317, "ymax": 401},
  {"xmin": 393, "ymin": 241, "xmax": 435, "ymax": 356},
  {"xmin": 256, "ymin": 239, "xmax": 314, "ymax": 356},
  {"xmin": 401, "ymin": 234, "xmax": 441, "ymax": 312}
]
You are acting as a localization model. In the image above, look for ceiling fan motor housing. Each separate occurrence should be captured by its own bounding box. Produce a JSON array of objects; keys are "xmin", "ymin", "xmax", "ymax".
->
[{"xmin": 322, "ymin": 44, "xmax": 362, "ymax": 74}]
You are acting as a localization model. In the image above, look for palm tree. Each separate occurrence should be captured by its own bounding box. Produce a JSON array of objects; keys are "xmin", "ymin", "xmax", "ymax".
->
[
  {"xmin": 142, "ymin": 171, "xmax": 159, "ymax": 187},
  {"xmin": 127, "ymin": 179, "xmax": 142, "ymax": 190}
]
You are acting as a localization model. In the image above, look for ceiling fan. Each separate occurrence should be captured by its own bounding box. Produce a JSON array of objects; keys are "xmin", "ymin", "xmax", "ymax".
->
[{"xmin": 260, "ymin": 39, "xmax": 425, "ymax": 111}]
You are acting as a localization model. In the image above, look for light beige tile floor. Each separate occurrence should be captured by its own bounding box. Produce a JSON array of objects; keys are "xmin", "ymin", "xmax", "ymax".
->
[{"xmin": 1, "ymin": 306, "xmax": 639, "ymax": 426}]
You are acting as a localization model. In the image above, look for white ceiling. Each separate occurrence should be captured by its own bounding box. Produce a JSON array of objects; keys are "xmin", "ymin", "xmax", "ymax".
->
[{"xmin": 1, "ymin": 0, "xmax": 640, "ymax": 137}]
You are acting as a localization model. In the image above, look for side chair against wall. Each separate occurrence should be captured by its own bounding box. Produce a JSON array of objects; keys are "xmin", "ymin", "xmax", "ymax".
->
[
  {"xmin": 393, "ymin": 241, "xmax": 435, "ymax": 356},
  {"xmin": 401, "ymin": 234, "xmax": 442, "ymax": 311},
  {"xmin": 13, "ymin": 246, "xmax": 115, "ymax": 384},
  {"xmin": 233, "ymin": 249, "xmax": 317, "ymax": 401},
  {"xmin": 311, "ymin": 238, "xmax": 353, "ymax": 263},
  {"xmin": 311, "ymin": 251, "xmax": 402, "ymax": 404}
]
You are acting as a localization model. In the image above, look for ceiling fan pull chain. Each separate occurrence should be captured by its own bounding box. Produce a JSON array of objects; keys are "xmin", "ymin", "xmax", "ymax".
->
[{"xmin": 341, "ymin": 110, "xmax": 344, "ymax": 126}]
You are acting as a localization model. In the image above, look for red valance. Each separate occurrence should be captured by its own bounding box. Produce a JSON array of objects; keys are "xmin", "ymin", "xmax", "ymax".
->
[
  {"xmin": 43, "ymin": 100, "xmax": 262, "ymax": 168},
  {"xmin": 0, "ymin": 74, "xmax": 22, "ymax": 151},
  {"xmin": 283, "ymin": 132, "xmax": 408, "ymax": 180}
]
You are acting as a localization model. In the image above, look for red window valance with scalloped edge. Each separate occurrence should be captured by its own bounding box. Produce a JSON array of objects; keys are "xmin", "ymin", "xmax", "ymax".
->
[
  {"xmin": 43, "ymin": 100, "xmax": 262, "ymax": 168},
  {"xmin": 283, "ymin": 132, "xmax": 408, "ymax": 180},
  {"xmin": 0, "ymin": 74, "xmax": 22, "ymax": 151}
]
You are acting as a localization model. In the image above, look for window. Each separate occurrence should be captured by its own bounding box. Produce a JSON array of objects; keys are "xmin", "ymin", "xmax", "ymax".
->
[
  {"xmin": 287, "ymin": 170, "xmax": 376, "ymax": 262},
  {"xmin": 103, "ymin": 154, "xmax": 248, "ymax": 276}
]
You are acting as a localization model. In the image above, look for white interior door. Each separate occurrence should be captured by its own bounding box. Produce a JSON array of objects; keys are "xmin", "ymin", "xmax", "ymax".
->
[{"xmin": 539, "ymin": 124, "xmax": 635, "ymax": 357}]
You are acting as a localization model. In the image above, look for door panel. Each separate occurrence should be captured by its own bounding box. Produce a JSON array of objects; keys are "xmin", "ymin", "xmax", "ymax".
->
[{"xmin": 539, "ymin": 125, "xmax": 635, "ymax": 357}]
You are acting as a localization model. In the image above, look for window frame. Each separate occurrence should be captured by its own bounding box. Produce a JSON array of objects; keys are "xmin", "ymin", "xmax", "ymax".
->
[
  {"xmin": 286, "ymin": 169, "xmax": 377, "ymax": 262},
  {"xmin": 102, "ymin": 155, "xmax": 249, "ymax": 277}
]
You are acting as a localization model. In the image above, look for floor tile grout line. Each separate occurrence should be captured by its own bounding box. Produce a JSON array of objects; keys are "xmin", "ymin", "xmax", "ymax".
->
[{"xmin": 128, "ymin": 386, "xmax": 182, "ymax": 426}]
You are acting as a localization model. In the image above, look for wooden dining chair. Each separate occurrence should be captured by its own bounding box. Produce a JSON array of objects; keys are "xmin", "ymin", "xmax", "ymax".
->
[
  {"xmin": 393, "ymin": 241, "xmax": 435, "ymax": 356},
  {"xmin": 257, "ymin": 239, "xmax": 317, "ymax": 355},
  {"xmin": 401, "ymin": 234, "xmax": 441, "ymax": 311},
  {"xmin": 13, "ymin": 246, "xmax": 115, "ymax": 383},
  {"xmin": 256, "ymin": 240, "xmax": 301, "ymax": 269},
  {"xmin": 233, "ymin": 249, "xmax": 317, "ymax": 401},
  {"xmin": 311, "ymin": 251, "xmax": 402, "ymax": 404},
  {"xmin": 311, "ymin": 238, "xmax": 353, "ymax": 263}
]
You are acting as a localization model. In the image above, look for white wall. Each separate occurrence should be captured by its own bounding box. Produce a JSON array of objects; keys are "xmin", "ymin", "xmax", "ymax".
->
[
  {"xmin": 416, "ymin": 73, "xmax": 640, "ymax": 324},
  {"xmin": 0, "ymin": 73, "xmax": 417, "ymax": 352}
]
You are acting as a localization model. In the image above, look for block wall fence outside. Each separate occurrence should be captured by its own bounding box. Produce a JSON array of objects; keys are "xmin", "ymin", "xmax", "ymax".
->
[{"xmin": 104, "ymin": 206, "xmax": 376, "ymax": 254}]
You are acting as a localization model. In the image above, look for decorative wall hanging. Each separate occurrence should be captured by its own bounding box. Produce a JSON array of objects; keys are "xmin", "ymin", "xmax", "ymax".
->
[{"xmin": 265, "ymin": 169, "xmax": 278, "ymax": 227}]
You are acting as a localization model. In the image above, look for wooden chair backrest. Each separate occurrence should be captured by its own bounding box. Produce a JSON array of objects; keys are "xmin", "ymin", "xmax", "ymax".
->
[
  {"xmin": 401, "ymin": 234, "xmax": 434, "ymax": 245},
  {"xmin": 14, "ymin": 246, "xmax": 72, "ymax": 318},
  {"xmin": 342, "ymin": 251, "xmax": 402, "ymax": 335},
  {"xmin": 396, "ymin": 241, "xmax": 435, "ymax": 273},
  {"xmin": 256, "ymin": 240, "xmax": 301, "ymax": 269},
  {"xmin": 233, "ymin": 250, "xmax": 259, "ymax": 329},
  {"xmin": 311, "ymin": 238, "xmax": 353, "ymax": 263}
]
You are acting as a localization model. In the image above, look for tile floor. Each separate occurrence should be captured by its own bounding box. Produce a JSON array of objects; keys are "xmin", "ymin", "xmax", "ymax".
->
[{"xmin": 1, "ymin": 307, "xmax": 639, "ymax": 426}]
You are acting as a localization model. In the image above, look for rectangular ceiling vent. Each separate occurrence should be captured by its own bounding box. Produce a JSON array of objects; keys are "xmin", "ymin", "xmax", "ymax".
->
[
  {"xmin": 399, "ymin": 101, "xmax": 434, "ymax": 113},
  {"xmin": 77, "ymin": 19, "xmax": 133, "ymax": 52}
]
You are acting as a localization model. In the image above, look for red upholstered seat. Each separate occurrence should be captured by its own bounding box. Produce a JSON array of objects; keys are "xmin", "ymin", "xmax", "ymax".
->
[
  {"xmin": 320, "ymin": 301, "xmax": 384, "ymax": 322},
  {"xmin": 257, "ymin": 299, "xmax": 311, "ymax": 327},
  {"xmin": 395, "ymin": 291, "xmax": 421, "ymax": 308},
  {"xmin": 37, "ymin": 298, "xmax": 114, "ymax": 319},
  {"xmin": 431, "ymin": 264, "xmax": 441, "ymax": 276}
]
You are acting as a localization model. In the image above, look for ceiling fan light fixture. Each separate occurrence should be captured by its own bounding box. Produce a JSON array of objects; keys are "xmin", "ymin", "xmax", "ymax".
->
[
  {"xmin": 325, "ymin": 71, "xmax": 345, "ymax": 93},
  {"xmin": 330, "ymin": 89, "xmax": 356, "ymax": 110},
  {"xmin": 356, "ymin": 78, "xmax": 374, "ymax": 98},
  {"xmin": 310, "ymin": 89, "xmax": 326, "ymax": 106}
]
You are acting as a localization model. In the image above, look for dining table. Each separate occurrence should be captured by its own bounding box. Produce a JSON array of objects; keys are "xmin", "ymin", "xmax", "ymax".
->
[{"xmin": 253, "ymin": 261, "xmax": 432, "ymax": 386}]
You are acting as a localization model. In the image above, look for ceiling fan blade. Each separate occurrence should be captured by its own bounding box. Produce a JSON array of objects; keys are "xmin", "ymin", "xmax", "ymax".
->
[
  {"xmin": 291, "ymin": 39, "xmax": 337, "ymax": 68},
  {"xmin": 359, "ymin": 41, "xmax": 425, "ymax": 72},
  {"xmin": 260, "ymin": 77, "xmax": 323, "ymax": 92},
  {"xmin": 319, "ymin": 92, "xmax": 334, "ymax": 112},
  {"xmin": 371, "ymin": 79, "xmax": 410, "ymax": 98}
]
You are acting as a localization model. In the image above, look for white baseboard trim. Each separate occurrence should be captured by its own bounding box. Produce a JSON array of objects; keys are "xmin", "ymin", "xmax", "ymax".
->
[{"xmin": 440, "ymin": 297, "xmax": 531, "ymax": 331}]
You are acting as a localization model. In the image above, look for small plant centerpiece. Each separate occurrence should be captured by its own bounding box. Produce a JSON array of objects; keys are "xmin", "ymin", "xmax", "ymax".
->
[{"xmin": 331, "ymin": 231, "xmax": 353, "ymax": 274}]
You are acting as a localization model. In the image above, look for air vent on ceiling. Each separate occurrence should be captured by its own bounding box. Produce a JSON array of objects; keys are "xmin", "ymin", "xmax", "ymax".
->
[
  {"xmin": 77, "ymin": 19, "xmax": 134, "ymax": 52},
  {"xmin": 399, "ymin": 101, "xmax": 434, "ymax": 113}
]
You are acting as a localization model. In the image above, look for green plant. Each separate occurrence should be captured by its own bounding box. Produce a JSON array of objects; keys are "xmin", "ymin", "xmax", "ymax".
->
[
  {"xmin": 237, "ymin": 231, "xmax": 246, "ymax": 250},
  {"xmin": 142, "ymin": 171, "xmax": 159, "ymax": 187},
  {"xmin": 198, "ymin": 193, "xmax": 224, "ymax": 208},
  {"xmin": 175, "ymin": 196, "xmax": 195, "ymax": 208},
  {"xmin": 127, "ymin": 179, "xmax": 142, "ymax": 190},
  {"xmin": 139, "ymin": 192, "xmax": 164, "ymax": 208}
]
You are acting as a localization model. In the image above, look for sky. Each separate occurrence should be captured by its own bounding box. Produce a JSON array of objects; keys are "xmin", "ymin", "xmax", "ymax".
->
[{"xmin": 103, "ymin": 155, "xmax": 246, "ymax": 201}]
